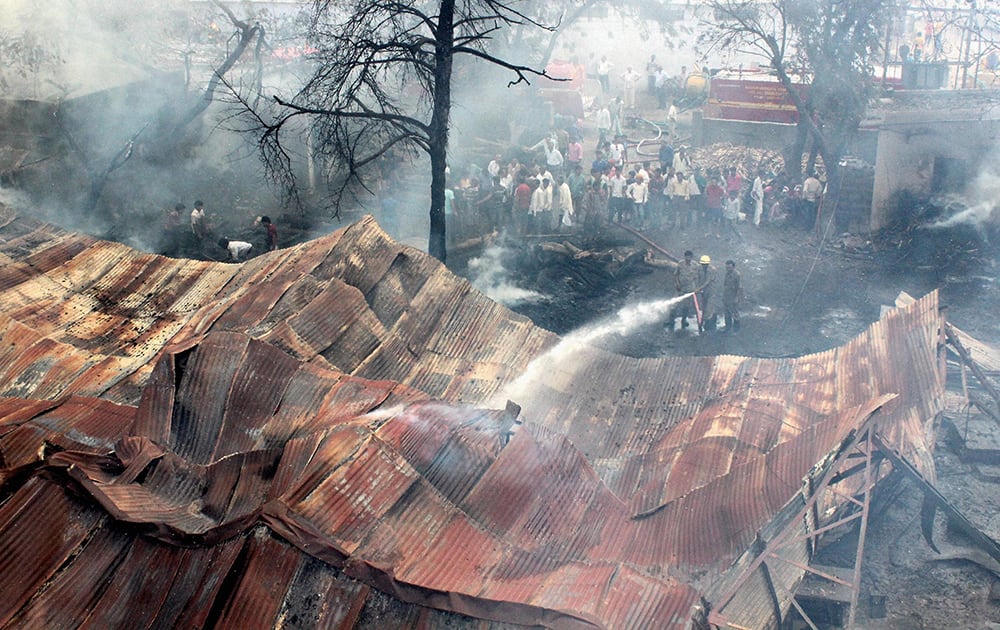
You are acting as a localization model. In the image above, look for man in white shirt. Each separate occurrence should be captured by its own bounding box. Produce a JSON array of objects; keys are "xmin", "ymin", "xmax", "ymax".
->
[
  {"xmin": 751, "ymin": 172, "xmax": 765, "ymax": 226},
  {"xmin": 597, "ymin": 56, "xmax": 613, "ymax": 93},
  {"xmin": 529, "ymin": 178, "xmax": 553, "ymax": 233},
  {"xmin": 190, "ymin": 200, "xmax": 206, "ymax": 240},
  {"xmin": 627, "ymin": 173, "xmax": 649, "ymax": 229},
  {"xmin": 802, "ymin": 172, "xmax": 824, "ymax": 229},
  {"xmin": 608, "ymin": 137, "xmax": 626, "ymax": 166},
  {"xmin": 218, "ymin": 238, "xmax": 252, "ymax": 261},
  {"xmin": 544, "ymin": 138, "xmax": 564, "ymax": 174},
  {"xmin": 622, "ymin": 66, "xmax": 641, "ymax": 108},
  {"xmin": 556, "ymin": 174, "xmax": 574, "ymax": 230},
  {"xmin": 596, "ymin": 105, "xmax": 611, "ymax": 144},
  {"xmin": 608, "ymin": 170, "xmax": 628, "ymax": 223}
]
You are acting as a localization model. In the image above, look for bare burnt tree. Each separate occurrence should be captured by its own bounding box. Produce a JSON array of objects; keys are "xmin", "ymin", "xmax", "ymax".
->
[
  {"xmin": 246, "ymin": 0, "xmax": 559, "ymax": 263},
  {"xmin": 701, "ymin": 0, "xmax": 888, "ymax": 183}
]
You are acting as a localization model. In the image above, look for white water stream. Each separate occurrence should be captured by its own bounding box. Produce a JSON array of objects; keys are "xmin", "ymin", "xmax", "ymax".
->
[{"xmin": 492, "ymin": 293, "xmax": 693, "ymax": 408}]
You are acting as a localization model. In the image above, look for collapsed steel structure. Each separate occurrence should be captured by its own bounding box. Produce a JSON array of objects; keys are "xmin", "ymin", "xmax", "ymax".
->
[{"xmin": 0, "ymin": 205, "xmax": 994, "ymax": 629}]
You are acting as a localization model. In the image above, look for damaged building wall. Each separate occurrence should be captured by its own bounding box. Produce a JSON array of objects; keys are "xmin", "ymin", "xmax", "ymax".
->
[{"xmin": 871, "ymin": 107, "xmax": 1000, "ymax": 230}]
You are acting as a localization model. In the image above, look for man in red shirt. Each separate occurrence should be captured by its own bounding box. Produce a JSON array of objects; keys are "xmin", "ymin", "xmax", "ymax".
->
[
  {"xmin": 513, "ymin": 176, "xmax": 533, "ymax": 235},
  {"xmin": 259, "ymin": 215, "xmax": 278, "ymax": 250}
]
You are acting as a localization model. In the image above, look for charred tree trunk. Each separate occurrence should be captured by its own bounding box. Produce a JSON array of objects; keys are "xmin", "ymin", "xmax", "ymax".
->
[
  {"xmin": 784, "ymin": 120, "xmax": 809, "ymax": 180},
  {"xmin": 428, "ymin": 0, "xmax": 456, "ymax": 263}
]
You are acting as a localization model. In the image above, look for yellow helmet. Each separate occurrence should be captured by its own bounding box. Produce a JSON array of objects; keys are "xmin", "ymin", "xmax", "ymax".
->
[{"xmin": 699, "ymin": 255, "xmax": 711, "ymax": 264}]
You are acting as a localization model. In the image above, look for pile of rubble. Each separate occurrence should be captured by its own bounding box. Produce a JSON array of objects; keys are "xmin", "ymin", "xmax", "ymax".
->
[{"xmin": 871, "ymin": 196, "xmax": 997, "ymax": 277}]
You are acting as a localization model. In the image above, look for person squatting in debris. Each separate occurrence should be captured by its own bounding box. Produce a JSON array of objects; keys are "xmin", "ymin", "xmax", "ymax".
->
[
  {"xmin": 672, "ymin": 250, "xmax": 700, "ymax": 330},
  {"xmin": 218, "ymin": 237, "xmax": 252, "ymax": 261},
  {"xmin": 723, "ymin": 259, "xmax": 743, "ymax": 332}
]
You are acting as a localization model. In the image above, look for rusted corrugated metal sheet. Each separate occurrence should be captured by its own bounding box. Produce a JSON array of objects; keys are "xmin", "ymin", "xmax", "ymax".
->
[
  {"xmin": 0, "ymin": 211, "xmax": 550, "ymax": 407},
  {"xmin": 0, "ymin": 208, "xmax": 944, "ymax": 628}
]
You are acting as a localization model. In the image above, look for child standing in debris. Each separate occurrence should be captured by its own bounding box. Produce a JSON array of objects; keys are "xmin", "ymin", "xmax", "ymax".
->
[{"xmin": 258, "ymin": 215, "xmax": 278, "ymax": 251}]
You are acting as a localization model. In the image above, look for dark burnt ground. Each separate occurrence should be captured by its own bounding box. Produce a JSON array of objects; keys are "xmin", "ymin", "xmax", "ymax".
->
[{"xmin": 455, "ymin": 215, "xmax": 1000, "ymax": 361}]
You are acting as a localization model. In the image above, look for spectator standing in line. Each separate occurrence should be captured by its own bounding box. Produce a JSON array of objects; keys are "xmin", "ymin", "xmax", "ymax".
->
[
  {"xmin": 751, "ymin": 171, "xmax": 765, "ymax": 226},
  {"xmin": 597, "ymin": 56, "xmax": 613, "ymax": 93},
  {"xmin": 622, "ymin": 66, "xmax": 641, "ymax": 109},
  {"xmin": 645, "ymin": 54, "xmax": 658, "ymax": 95}
]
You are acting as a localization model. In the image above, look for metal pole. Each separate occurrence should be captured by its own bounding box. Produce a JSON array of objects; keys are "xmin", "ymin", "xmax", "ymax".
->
[
  {"xmin": 963, "ymin": 2, "xmax": 976, "ymax": 88},
  {"xmin": 881, "ymin": 4, "xmax": 893, "ymax": 86}
]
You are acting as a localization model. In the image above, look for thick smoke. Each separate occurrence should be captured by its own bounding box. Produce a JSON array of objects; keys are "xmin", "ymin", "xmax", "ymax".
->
[
  {"xmin": 925, "ymin": 151, "xmax": 1000, "ymax": 231},
  {"xmin": 467, "ymin": 244, "xmax": 545, "ymax": 306}
]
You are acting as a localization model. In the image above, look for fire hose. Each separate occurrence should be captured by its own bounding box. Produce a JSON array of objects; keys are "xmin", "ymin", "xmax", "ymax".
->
[{"xmin": 615, "ymin": 222, "xmax": 680, "ymax": 262}]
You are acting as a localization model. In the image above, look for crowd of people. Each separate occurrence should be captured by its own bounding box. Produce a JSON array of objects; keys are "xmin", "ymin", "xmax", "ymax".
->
[{"xmin": 442, "ymin": 125, "xmax": 826, "ymax": 246}]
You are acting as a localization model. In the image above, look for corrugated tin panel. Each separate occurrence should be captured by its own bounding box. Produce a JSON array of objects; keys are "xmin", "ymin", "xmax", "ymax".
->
[
  {"xmin": 215, "ymin": 530, "xmax": 303, "ymax": 629},
  {"xmin": 9, "ymin": 520, "xmax": 131, "ymax": 628},
  {"xmin": 215, "ymin": 338, "xmax": 302, "ymax": 458},
  {"xmin": 0, "ymin": 395, "xmax": 133, "ymax": 473},
  {"xmin": 144, "ymin": 536, "xmax": 247, "ymax": 629},
  {"xmin": 365, "ymin": 250, "xmax": 435, "ymax": 329},
  {"xmin": 277, "ymin": 550, "xmax": 372, "ymax": 629},
  {"xmin": 170, "ymin": 333, "xmax": 250, "ymax": 465},
  {"xmin": 0, "ymin": 478, "xmax": 105, "ymax": 626}
]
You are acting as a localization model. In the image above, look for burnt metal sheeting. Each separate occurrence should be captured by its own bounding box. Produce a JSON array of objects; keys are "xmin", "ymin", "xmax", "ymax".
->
[
  {"xmin": 0, "ymin": 210, "xmax": 943, "ymax": 628},
  {"xmin": 0, "ymin": 210, "xmax": 553, "ymax": 407},
  {"xmin": 0, "ymin": 335, "xmax": 699, "ymax": 628}
]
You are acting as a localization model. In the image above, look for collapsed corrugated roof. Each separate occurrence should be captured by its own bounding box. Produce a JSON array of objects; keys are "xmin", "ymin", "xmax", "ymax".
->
[{"xmin": 0, "ymin": 207, "xmax": 942, "ymax": 628}]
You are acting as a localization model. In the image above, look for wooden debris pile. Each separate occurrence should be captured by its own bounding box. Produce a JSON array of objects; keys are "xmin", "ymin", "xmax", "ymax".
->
[
  {"xmin": 499, "ymin": 239, "xmax": 652, "ymax": 333},
  {"xmin": 532, "ymin": 241, "xmax": 649, "ymax": 294},
  {"xmin": 688, "ymin": 142, "xmax": 785, "ymax": 178}
]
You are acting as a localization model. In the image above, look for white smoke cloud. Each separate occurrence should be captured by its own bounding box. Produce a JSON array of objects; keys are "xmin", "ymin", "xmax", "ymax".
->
[
  {"xmin": 467, "ymin": 243, "xmax": 546, "ymax": 305},
  {"xmin": 925, "ymin": 145, "xmax": 1000, "ymax": 230}
]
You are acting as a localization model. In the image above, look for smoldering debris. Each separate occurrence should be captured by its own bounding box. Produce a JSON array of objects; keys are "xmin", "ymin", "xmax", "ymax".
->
[
  {"xmin": 492, "ymin": 237, "xmax": 653, "ymax": 334},
  {"xmin": 870, "ymin": 195, "xmax": 998, "ymax": 278}
]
